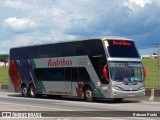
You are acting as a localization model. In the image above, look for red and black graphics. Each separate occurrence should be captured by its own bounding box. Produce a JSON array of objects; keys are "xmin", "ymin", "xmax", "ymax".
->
[
  {"xmin": 9, "ymin": 59, "xmax": 43, "ymax": 94},
  {"xmin": 9, "ymin": 61, "xmax": 21, "ymax": 92},
  {"xmin": 76, "ymin": 83, "xmax": 83, "ymax": 97}
]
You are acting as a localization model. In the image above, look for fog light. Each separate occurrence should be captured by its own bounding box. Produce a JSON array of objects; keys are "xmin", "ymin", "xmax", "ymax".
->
[{"xmin": 139, "ymin": 86, "xmax": 144, "ymax": 90}]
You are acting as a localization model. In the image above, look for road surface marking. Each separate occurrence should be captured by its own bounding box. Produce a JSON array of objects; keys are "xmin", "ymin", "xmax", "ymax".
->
[{"xmin": 0, "ymin": 101, "xmax": 75, "ymax": 111}]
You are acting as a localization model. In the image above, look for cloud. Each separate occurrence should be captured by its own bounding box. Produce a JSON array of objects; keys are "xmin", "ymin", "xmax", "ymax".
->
[
  {"xmin": 0, "ymin": 34, "xmax": 33, "ymax": 54},
  {"xmin": 45, "ymin": 0, "xmax": 160, "ymax": 40},
  {"xmin": 0, "ymin": 0, "xmax": 160, "ymax": 55},
  {"xmin": 49, "ymin": 0, "xmax": 127, "ymax": 36},
  {"xmin": 3, "ymin": 17, "xmax": 38, "ymax": 33},
  {"xmin": 2, "ymin": 0, "xmax": 33, "ymax": 10}
]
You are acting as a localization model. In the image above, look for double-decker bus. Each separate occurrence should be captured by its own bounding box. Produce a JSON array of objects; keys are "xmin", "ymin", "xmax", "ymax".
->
[{"xmin": 8, "ymin": 36, "xmax": 146, "ymax": 102}]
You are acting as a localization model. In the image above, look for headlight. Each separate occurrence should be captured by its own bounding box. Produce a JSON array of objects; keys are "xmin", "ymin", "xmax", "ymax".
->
[
  {"xmin": 112, "ymin": 85, "xmax": 123, "ymax": 90},
  {"xmin": 139, "ymin": 86, "xmax": 144, "ymax": 90}
]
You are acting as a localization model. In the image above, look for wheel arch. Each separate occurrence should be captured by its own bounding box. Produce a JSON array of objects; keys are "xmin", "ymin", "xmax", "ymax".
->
[
  {"xmin": 21, "ymin": 82, "xmax": 27, "ymax": 89},
  {"xmin": 83, "ymin": 84, "xmax": 92, "ymax": 93},
  {"xmin": 28, "ymin": 83, "xmax": 35, "ymax": 89},
  {"xmin": 83, "ymin": 84, "xmax": 96, "ymax": 97}
]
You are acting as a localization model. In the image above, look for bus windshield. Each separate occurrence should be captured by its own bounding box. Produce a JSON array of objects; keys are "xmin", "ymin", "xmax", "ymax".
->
[{"xmin": 109, "ymin": 62, "xmax": 143, "ymax": 83}]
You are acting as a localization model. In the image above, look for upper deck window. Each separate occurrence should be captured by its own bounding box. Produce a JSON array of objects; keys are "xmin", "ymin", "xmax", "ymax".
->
[{"xmin": 104, "ymin": 40, "xmax": 140, "ymax": 58}]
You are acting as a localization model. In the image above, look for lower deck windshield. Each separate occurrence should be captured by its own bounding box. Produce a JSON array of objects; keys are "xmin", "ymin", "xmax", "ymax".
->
[{"xmin": 109, "ymin": 62, "xmax": 143, "ymax": 83}]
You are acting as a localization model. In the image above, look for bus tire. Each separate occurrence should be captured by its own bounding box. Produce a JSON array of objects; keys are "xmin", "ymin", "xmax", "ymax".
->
[
  {"xmin": 21, "ymin": 85, "xmax": 28, "ymax": 97},
  {"xmin": 84, "ymin": 87, "xmax": 93, "ymax": 102},
  {"xmin": 113, "ymin": 98, "xmax": 123, "ymax": 102},
  {"xmin": 29, "ymin": 85, "xmax": 36, "ymax": 98}
]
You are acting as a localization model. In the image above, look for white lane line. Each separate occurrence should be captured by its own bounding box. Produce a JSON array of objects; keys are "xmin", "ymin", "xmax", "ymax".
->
[
  {"xmin": 70, "ymin": 101, "xmax": 123, "ymax": 107},
  {"xmin": 0, "ymin": 101, "xmax": 75, "ymax": 111},
  {"xmin": 131, "ymin": 117, "xmax": 158, "ymax": 120},
  {"xmin": 142, "ymin": 101, "xmax": 160, "ymax": 105},
  {"xmin": 94, "ymin": 117, "xmax": 158, "ymax": 120},
  {"xmin": 93, "ymin": 117, "xmax": 124, "ymax": 120}
]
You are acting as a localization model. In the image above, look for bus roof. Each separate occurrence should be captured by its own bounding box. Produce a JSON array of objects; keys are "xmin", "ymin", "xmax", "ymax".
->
[
  {"xmin": 93, "ymin": 36, "xmax": 133, "ymax": 41},
  {"xmin": 10, "ymin": 36, "xmax": 133, "ymax": 49}
]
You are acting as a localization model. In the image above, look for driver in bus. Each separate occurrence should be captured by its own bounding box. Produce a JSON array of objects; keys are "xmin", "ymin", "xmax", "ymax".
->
[{"xmin": 120, "ymin": 70, "xmax": 129, "ymax": 83}]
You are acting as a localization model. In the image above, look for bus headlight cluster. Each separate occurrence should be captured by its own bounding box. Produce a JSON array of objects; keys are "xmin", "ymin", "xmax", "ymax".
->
[
  {"xmin": 139, "ymin": 86, "xmax": 144, "ymax": 90},
  {"xmin": 112, "ymin": 85, "xmax": 123, "ymax": 90}
]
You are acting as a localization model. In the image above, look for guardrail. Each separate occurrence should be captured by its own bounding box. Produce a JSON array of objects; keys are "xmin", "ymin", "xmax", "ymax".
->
[
  {"xmin": 0, "ymin": 84, "xmax": 8, "ymax": 89},
  {"xmin": 145, "ymin": 89, "xmax": 160, "ymax": 101}
]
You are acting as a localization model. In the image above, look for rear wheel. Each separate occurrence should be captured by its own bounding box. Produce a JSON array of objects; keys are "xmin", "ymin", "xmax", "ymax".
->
[
  {"xmin": 84, "ymin": 88, "xmax": 94, "ymax": 102},
  {"xmin": 29, "ymin": 85, "xmax": 36, "ymax": 98},
  {"xmin": 21, "ymin": 85, "xmax": 28, "ymax": 97}
]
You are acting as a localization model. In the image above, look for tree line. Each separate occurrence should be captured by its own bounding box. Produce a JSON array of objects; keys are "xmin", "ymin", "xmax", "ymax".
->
[{"xmin": 0, "ymin": 54, "xmax": 9, "ymax": 62}]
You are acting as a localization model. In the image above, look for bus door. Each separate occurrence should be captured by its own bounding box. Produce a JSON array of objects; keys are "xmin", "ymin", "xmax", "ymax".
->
[
  {"xmin": 64, "ymin": 68, "xmax": 72, "ymax": 96},
  {"xmin": 71, "ymin": 68, "xmax": 79, "ymax": 96},
  {"xmin": 71, "ymin": 67, "xmax": 90, "ymax": 97}
]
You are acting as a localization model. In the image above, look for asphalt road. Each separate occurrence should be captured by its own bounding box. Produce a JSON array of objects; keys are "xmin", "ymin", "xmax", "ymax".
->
[{"xmin": 0, "ymin": 91, "xmax": 160, "ymax": 120}]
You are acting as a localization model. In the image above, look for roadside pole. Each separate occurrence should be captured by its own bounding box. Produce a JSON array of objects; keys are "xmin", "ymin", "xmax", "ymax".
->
[
  {"xmin": 156, "ymin": 44, "xmax": 160, "ymax": 89},
  {"xmin": 158, "ymin": 44, "xmax": 160, "ymax": 89},
  {"xmin": 153, "ymin": 43, "xmax": 160, "ymax": 88}
]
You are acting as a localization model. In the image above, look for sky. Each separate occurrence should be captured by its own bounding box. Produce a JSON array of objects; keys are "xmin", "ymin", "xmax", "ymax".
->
[{"xmin": 0, "ymin": 0, "xmax": 160, "ymax": 55}]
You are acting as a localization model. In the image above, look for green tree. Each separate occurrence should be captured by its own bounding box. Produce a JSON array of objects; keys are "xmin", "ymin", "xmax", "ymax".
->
[{"xmin": 0, "ymin": 54, "xmax": 9, "ymax": 62}]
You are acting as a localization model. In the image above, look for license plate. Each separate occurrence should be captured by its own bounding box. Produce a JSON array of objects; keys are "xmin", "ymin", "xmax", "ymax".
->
[{"xmin": 128, "ymin": 94, "xmax": 135, "ymax": 96}]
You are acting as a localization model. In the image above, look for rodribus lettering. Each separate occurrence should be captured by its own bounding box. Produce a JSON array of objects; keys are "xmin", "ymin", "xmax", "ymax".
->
[{"xmin": 48, "ymin": 58, "xmax": 72, "ymax": 66}]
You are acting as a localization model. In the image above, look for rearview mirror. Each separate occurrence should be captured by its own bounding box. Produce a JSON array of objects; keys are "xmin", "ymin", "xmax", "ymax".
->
[{"xmin": 102, "ymin": 64, "xmax": 109, "ymax": 82}]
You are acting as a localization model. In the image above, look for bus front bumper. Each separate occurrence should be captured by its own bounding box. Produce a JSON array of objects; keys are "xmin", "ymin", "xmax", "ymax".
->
[{"xmin": 111, "ymin": 89, "xmax": 145, "ymax": 98}]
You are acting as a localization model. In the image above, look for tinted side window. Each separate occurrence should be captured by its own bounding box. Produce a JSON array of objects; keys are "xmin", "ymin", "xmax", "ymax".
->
[
  {"xmin": 78, "ymin": 67, "xmax": 90, "ymax": 82},
  {"xmin": 62, "ymin": 41, "xmax": 85, "ymax": 56},
  {"xmin": 65, "ymin": 68, "xmax": 72, "ymax": 81},
  {"xmin": 62, "ymin": 42, "xmax": 77, "ymax": 56},
  {"xmin": 10, "ymin": 39, "xmax": 105, "ymax": 60},
  {"xmin": 34, "ymin": 67, "xmax": 90, "ymax": 82},
  {"xmin": 45, "ymin": 68, "xmax": 65, "ymax": 81},
  {"xmin": 75, "ymin": 41, "xmax": 85, "ymax": 56},
  {"xmin": 34, "ymin": 68, "xmax": 65, "ymax": 81},
  {"xmin": 34, "ymin": 68, "xmax": 45, "ymax": 80},
  {"xmin": 72, "ymin": 68, "xmax": 77, "ymax": 82},
  {"xmin": 83, "ymin": 40, "xmax": 105, "ymax": 56}
]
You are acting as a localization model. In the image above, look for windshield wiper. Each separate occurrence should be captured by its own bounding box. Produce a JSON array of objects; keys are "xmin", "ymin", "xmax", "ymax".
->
[{"xmin": 133, "ymin": 77, "xmax": 143, "ymax": 82}]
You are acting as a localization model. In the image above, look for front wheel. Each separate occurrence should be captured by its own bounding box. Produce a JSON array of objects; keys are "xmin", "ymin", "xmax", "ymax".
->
[
  {"xmin": 84, "ymin": 88, "xmax": 94, "ymax": 102},
  {"xmin": 28, "ymin": 85, "xmax": 36, "ymax": 98}
]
